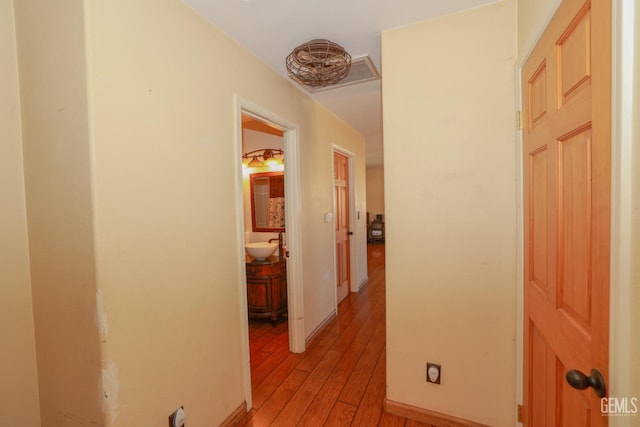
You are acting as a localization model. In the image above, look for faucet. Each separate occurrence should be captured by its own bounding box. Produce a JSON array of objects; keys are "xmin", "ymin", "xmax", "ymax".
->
[{"xmin": 268, "ymin": 232, "xmax": 284, "ymax": 260}]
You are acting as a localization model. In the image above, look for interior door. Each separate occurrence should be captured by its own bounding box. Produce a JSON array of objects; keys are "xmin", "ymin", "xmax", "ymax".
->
[
  {"xmin": 334, "ymin": 151, "xmax": 350, "ymax": 303},
  {"xmin": 522, "ymin": 0, "xmax": 611, "ymax": 424}
]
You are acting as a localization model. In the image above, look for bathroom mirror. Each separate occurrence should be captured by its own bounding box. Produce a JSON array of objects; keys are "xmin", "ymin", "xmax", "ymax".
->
[{"xmin": 250, "ymin": 172, "xmax": 285, "ymax": 232}]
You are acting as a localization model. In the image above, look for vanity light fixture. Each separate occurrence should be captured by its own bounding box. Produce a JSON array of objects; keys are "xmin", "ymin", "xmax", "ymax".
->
[
  {"xmin": 243, "ymin": 148, "xmax": 284, "ymax": 168},
  {"xmin": 248, "ymin": 155, "xmax": 263, "ymax": 167}
]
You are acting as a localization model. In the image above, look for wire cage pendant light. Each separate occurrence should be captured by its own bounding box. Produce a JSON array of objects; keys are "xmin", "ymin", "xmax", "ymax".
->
[{"xmin": 286, "ymin": 39, "xmax": 351, "ymax": 88}]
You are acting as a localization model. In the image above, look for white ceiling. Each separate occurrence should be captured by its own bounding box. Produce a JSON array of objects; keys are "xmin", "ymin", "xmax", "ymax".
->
[{"xmin": 182, "ymin": 0, "xmax": 498, "ymax": 166}]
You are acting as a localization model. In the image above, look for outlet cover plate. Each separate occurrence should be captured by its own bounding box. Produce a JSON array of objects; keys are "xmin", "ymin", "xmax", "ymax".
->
[
  {"xmin": 169, "ymin": 406, "xmax": 185, "ymax": 427},
  {"xmin": 426, "ymin": 363, "xmax": 441, "ymax": 384}
]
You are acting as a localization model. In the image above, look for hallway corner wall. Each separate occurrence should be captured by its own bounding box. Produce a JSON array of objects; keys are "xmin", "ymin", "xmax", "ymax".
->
[
  {"xmin": 0, "ymin": 0, "xmax": 41, "ymax": 424},
  {"xmin": 13, "ymin": 0, "xmax": 105, "ymax": 424},
  {"xmin": 382, "ymin": 1, "xmax": 518, "ymax": 425}
]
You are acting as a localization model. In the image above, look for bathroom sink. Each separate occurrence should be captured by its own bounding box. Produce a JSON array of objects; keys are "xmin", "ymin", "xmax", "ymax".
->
[{"xmin": 245, "ymin": 242, "xmax": 278, "ymax": 260}]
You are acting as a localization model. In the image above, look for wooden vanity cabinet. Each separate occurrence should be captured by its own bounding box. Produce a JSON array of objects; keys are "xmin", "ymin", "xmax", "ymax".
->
[{"xmin": 245, "ymin": 257, "xmax": 287, "ymax": 325}]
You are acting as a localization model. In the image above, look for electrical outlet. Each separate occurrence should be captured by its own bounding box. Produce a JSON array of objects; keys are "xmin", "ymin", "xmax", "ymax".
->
[
  {"xmin": 426, "ymin": 363, "xmax": 441, "ymax": 384},
  {"xmin": 169, "ymin": 406, "xmax": 185, "ymax": 427}
]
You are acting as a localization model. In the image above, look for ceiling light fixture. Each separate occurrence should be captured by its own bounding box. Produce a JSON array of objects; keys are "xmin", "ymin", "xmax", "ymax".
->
[
  {"xmin": 286, "ymin": 39, "xmax": 351, "ymax": 88},
  {"xmin": 243, "ymin": 148, "xmax": 284, "ymax": 168}
]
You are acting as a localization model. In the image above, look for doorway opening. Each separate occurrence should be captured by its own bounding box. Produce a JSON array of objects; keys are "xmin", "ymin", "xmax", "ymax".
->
[
  {"xmin": 241, "ymin": 113, "xmax": 289, "ymax": 406},
  {"xmin": 234, "ymin": 97, "xmax": 304, "ymax": 409}
]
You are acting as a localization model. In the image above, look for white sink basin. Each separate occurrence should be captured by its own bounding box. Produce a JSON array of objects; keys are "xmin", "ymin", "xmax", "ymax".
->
[{"xmin": 245, "ymin": 242, "xmax": 278, "ymax": 260}]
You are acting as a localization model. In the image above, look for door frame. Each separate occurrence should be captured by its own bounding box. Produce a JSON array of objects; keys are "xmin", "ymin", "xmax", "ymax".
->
[
  {"xmin": 513, "ymin": 0, "xmax": 563, "ymax": 414},
  {"xmin": 233, "ymin": 96, "xmax": 305, "ymax": 410},
  {"xmin": 609, "ymin": 0, "xmax": 638, "ymax": 409},
  {"xmin": 331, "ymin": 146, "xmax": 358, "ymax": 310},
  {"xmin": 515, "ymin": 0, "xmax": 635, "ymax": 420}
]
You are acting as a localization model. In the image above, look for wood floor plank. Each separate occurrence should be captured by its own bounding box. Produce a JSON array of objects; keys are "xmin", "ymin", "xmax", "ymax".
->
[
  {"xmin": 331, "ymin": 299, "xmax": 377, "ymax": 353},
  {"xmin": 330, "ymin": 294, "xmax": 381, "ymax": 347},
  {"xmin": 251, "ymin": 343, "xmax": 291, "ymax": 387},
  {"xmin": 379, "ymin": 411, "xmax": 408, "ymax": 427},
  {"xmin": 249, "ymin": 320, "xmax": 283, "ymax": 343},
  {"xmin": 243, "ymin": 369, "xmax": 309, "ymax": 426},
  {"xmin": 328, "ymin": 304, "xmax": 360, "ymax": 336},
  {"xmin": 249, "ymin": 330, "xmax": 277, "ymax": 355},
  {"xmin": 249, "ymin": 349, "xmax": 273, "ymax": 371},
  {"xmin": 270, "ymin": 350, "xmax": 342, "ymax": 425},
  {"xmin": 405, "ymin": 420, "xmax": 437, "ymax": 427},
  {"xmin": 240, "ymin": 244, "xmax": 433, "ymax": 427},
  {"xmin": 354, "ymin": 297, "xmax": 385, "ymax": 339},
  {"xmin": 295, "ymin": 328, "xmax": 338, "ymax": 372},
  {"xmin": 338, "ymin": 318, "xmax": 386, "ymax": 406},
  {"xmin": 261, "ymin": 329, "xmax": 289, "ymax": 354},
  {"xmin": 251, "ymin": 351, "xmax": 305, "ymax": 408},
  {"xmin": 297, "ymin": 333, "xmax": 372, "ymax": 425},
  {"xmin": 324, "ymin": 401, "xmax": 358, "ymax": 426},
  {"xmin": 350, "ymin": 348, "xmax": 387, "ymax": 426},
  {"xmin": 238, "ymin": 408, "xmax": 257, "ymax": 426}
]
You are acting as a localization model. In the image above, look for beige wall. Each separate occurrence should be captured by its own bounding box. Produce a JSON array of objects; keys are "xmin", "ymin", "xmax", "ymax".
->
[
  {"xmin": 27, "ymin": 0, "xmax": 364, "ymax": 425},
  {"xmin": 632, "ymin": 5, "xmax": 640, "ymax": 406},
  {"xmin": 10, "ymin": 0, "xmax": 366, "ymax": 424},
  {"xmin": 382, "ymin": 1, "xmax": 517, "ymax": 425},
  {"xmin": 0, "ymin": 0, "xmax": 40, "ymax": 424},
  {"xmin": 632, "ymin": 165, "xmax": 640, "ymax": 416},
  {"xmin": 517, "ymin": 0, "xmax": 561, "ymax": 58},
  {"xmin": 296, "ymin": 103, "xmax": 368, "ymax": 316},
  {"xmin": 14, "ymin": 0, "xmax": 104, "ymax": 424},
  {"xmin": 630, "ymin": 74, "xmax": 640, "ymax": 423},
  {"xmin": 366, "ymin": 166, "xmax": 385, "ymax": 219}
]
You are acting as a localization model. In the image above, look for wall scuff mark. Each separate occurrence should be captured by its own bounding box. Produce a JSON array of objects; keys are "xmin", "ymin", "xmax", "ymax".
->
[
  {"xmin": 100, "ymin": 360, "xmax": 120, "ymax": 425},
  {"xmin": 95, "ymin": 290, "xmax": 108, "ymax": 341}
]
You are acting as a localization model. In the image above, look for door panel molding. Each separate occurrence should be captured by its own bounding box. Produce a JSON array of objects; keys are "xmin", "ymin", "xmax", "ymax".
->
[
  {"xmin": 333, "ymin": 150, "xmax": 351, "ymax": 304},
  {"xmin": 521, "ymin": 0, "xmax": 611, "ymax": 424}
]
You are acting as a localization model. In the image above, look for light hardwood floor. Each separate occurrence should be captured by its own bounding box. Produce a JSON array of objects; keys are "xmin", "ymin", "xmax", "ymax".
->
[{"xmin": 239, "ymin": 244, "xmax": 433, "ymax": 426}]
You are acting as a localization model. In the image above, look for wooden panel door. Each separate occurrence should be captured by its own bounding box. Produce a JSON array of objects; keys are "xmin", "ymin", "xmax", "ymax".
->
[
  {"xmin": 334, "ymin": 152, "xmax": 350, "ymax": 303},
  {"xmin": 522, "ymin": 0, "xmax": 611, "ymax": 424}
]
